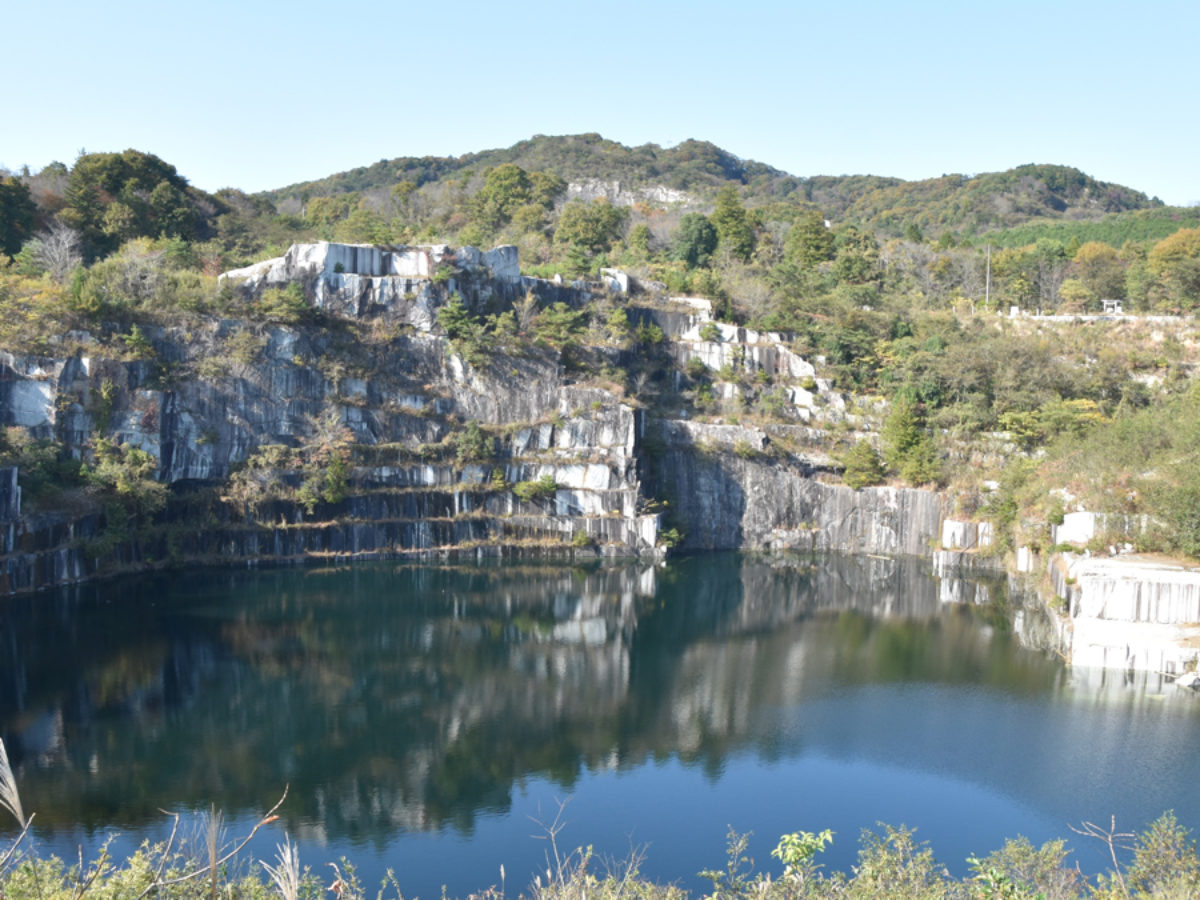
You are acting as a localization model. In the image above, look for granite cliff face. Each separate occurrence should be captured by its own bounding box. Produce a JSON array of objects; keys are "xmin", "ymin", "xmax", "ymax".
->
[
  {"xmin": 648, "ymin": 418, "xmax": 942, "ymax": 554},
  {"xmin": 5, "ymin": 240, "xmax": 1195, "ymax": 674},
  {"xmin": 0, "ymin": 241, "xmax": 940, "ymax": 595}
]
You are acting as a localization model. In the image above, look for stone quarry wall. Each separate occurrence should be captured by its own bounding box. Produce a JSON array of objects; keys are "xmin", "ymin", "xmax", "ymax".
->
[
  {"xmin": 9, "ymin": 239, "xmax": 1192, "ymax": 676},
  {"xmin": 0, "ymin": 242, "xmax": 952, "ymax": 596},
  {"xmin": 647, "ymin": 419, "xmax": 944, "ymax": 555},
  {"xmin": 1047, "ymin": 554, "xmax": 1200, "ymax": 672}
]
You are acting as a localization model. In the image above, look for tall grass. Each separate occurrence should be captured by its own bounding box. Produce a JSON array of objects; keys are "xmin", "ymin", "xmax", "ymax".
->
[{"xmin": 0, "ymin": 741, "xmax": 1196, "ymax": 899}]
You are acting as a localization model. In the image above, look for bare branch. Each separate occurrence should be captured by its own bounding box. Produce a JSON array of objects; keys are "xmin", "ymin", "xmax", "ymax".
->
[
  {"xmin": 32, "ymin": 220, "xmax": 83, "ymax": 283},
  {"xmin": 1070, "ymin": 816, "xmax": 1135, "ymax": 899},
  {"xmin": 135, "ymin": 787, "xmax": 289, "ymax": 900}
]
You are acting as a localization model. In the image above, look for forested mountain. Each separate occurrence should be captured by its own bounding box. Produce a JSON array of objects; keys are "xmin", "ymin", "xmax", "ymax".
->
[
  {"xmin": 263, "ymin": 134, "xmax": 799, "ymax": 205},
  {"xmin": 261, "ymin": 134, "xmax": 1163, "ymax": 239}
]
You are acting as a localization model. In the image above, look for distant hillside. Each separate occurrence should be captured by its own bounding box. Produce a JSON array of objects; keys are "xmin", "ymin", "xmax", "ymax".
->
[
  {"xmin": 832, "ymin": 164, "xmax": 1160, "ymax": 238},
  {"xmin": 972, "ymin": 204, "xmax": 1200, "ymax": 249},
  {"xmin": 262, "ymin": 134, "xmax": 800, "ymax": 206},
  {"xmin": 260, "ymin": 135, "xmax": 1164, "ymax": 239}
]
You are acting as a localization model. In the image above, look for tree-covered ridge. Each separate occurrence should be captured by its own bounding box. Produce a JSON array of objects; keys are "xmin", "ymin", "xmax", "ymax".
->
[
  {"xmin": 975, "ymin": 205, "xmax": 1200, "ymax": 250},
  {"xmin": 833, "ymin": 163, "xmax": 1159, "ymax": 238},
  {"xmin": 262, "ymin": 134, "xmax": 797, "ymax": 206},
  {"xmin": 257, "ymin": 135, "xmax": 1164, "ymax": 241}
]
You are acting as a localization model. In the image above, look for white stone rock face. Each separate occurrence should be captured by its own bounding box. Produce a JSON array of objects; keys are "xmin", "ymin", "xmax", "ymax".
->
[
  {"xmin": 1049, "ymin": 554, "xmax": 1200, "ymax": 672},
  {"xmin": 456, "ymin": 245, "xmax": 521, "ymax": 281},
  {"xmin": 7, "ymin": 380, "xmax": 54, "ymax": 428},
  {"xmin": 220, "ymin": 242, "xmax": 522, "ymax": 328},
  {"xmin": 669, "ymin": 296, "xmax": 714, "ymax": 317},
  {"xmin": 599, "ymin": 268, "xmax": 630, "ymax": 293},
  {"xmin": 1067, "ymin": 557, "xmax": 1200, "ymax": 624},
  {"xmin": 941, "ymin": 519, "xmax": 993, "ymax": 551},
  {"xmin": 566, "ymin": 180, "xmax": 692, "ymax": 207},
  {"xmin": 1053, "ymin": 511, "xmax": 1101, "ymax": 545}
]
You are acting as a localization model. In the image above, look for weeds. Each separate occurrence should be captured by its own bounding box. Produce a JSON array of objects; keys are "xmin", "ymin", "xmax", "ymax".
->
[{"xmin": 0, "ymin": 748, "xmax": 1197, "ymax": 900}]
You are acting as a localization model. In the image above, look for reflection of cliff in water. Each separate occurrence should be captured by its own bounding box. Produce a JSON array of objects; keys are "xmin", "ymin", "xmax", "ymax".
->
[{"xmin": 0, "ymin": 556, "xmax": 1068, "ymax": 840}]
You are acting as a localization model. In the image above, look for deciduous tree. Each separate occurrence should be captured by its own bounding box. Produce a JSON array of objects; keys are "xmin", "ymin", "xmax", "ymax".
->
[{"xmin": 1148, "ymin": 227, "xmax": 1200, "ymax": 311}]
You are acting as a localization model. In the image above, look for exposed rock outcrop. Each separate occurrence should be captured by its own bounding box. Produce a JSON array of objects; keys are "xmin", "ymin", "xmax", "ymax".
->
[
  {"xmin": 647, "ymin": 419, "xmax": 943, "ymax": 554},
  {"xmin": 0, "ymin": 242, "xmax": 992, "ymax": 649},
  {"xmin": 1049, "ymin": 554, "xmax": 1200, "ymax": 672}
]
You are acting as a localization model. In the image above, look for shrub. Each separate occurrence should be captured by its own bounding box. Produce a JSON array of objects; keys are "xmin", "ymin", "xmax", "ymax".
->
[
  {"xmin": 733, "ymin": 440, "xmax": 759, "ymax": 460},
  {"xmin": 658, "ymin": 526, "xmax": 683, "ymax": 549},
  {"xmin": 452, "ymin": 421, "xmax": 493, "ymax": 465},
  {"xmin": 85, "ymin": 437, "xmax": 168, "ymax": 522},
  {"xmin": 256, "ymin": 283, "xmax": 313, "ymax": 325},
  {"xmin": 513, "ymin": 474, "xmax": 557, "ymax": 502},
  {"xmin": 636, "ymin": 322, "xmax": 665, "ymax": 345},
  {"xmin": 841, "ymin": 439, "xmax": 886, "ymax": 489}
]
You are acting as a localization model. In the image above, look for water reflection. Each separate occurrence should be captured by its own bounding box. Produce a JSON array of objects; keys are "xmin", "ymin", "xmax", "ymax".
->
[{"xmin": 0, "ymin": 553, "xmax": 1192, "ymax": 858}]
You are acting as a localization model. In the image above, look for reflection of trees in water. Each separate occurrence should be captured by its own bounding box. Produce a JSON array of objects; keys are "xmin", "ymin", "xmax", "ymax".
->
[{"xmin": 0, "ymin": 556, "xmax": 1059, "ymax": 839}]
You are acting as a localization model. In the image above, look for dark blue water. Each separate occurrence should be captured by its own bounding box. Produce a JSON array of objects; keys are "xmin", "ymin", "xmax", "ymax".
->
[{"xmin": 0, "ymin": 554, "xmax": 1196, "ymax": 897}]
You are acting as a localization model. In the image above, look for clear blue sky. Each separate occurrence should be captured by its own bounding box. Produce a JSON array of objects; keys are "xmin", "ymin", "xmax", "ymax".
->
[{"xmin": 4, "ymin": 0, "xmax": 1198, "ymax": 206}]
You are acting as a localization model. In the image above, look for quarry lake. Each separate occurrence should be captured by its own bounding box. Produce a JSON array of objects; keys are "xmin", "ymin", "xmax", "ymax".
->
[{"xmin": 1, "ymin": 554, "xmax": 1198, "ymax": 897}]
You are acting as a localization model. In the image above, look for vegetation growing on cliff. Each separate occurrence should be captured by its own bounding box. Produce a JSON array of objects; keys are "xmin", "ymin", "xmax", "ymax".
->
[{"xmin": 2, "ymin": 134, "xmax": 1200, "ymax": 561}]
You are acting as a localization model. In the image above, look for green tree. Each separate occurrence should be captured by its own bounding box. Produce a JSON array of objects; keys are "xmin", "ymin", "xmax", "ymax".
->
[
  {"xmin": 881, "ymin": 394, "xmax": 941, "ymax": 485},
  {"xmin": 101, "ymin": 201, "xmax": 139, "ymax": 244},
  {"xmin": 606, "ymin": 308, "xmax": 632, "ymax": 344},
  {"xmin": 1148, "ymin": 227, "xmax": 1200, "ymax": 311},
  {"xmin": 710, "ymin": 185, "xmax": 754, "ymax": 262},
  {"xmin": 305, "ymin": 195, "xmax": 355, "ymax": 227},
  {"xmin": 554, "ymin": 199, "xmax": 627, "ymax": 274},
  {"xmin": 833, "ymin": 226, "xmax": 881, "ymax": 285},
  {"xmin": 785, "ymin": 210, "xmax": 835, "ymax": 268},
  {"xmin": 438, "ymin": 293, "xmax": 492, "ymax": 366},
  {"xmin": 1057, "ymin": 277, "xmax": 1094, "ymax": 312},
  {"xmin": 528, "ymin": 171, "xmax": 567, "ymax": 208},
  {"xmin": 626, "ymin": 223, "xmax": 652, "ymax": 261},
  {"xmin": 841, "ymin": 439, "xmax": 886, "ymax": 489},
  {"xmin": 452, "ymin": 420, "xmax": 493, "ymax": 464},
  {"xmin": 391, "ymin": 180, "xmax": 417, "ymax": 218},
  {"xmin": 437, "ymin": 293, "xmax": 474, "ymax": 340},
  {"xmin": 0, "ymin": 176, "xmax": 36, "ymax": 257},
  {"xmin": 1072, "ymin": 240, "xmax": 1126, "ymax": 300},
  {"xmin": 471, "ymin": 163, "xmax": 532, "ymax": 232},
  {"xmin": 86, "ymin": 437, "xmax": 168, "ymax": 519},
  {"xmin": 60, "ymin": 149, "xmax": 203, "ymax": 259},
  {"xmin": 257, "ymin": 282, "xmax": 313, "ymax": 324},
  {"xmin": 532, "ymin": 302, "xmax": 586, "ymax": 349},
  {"xmin": 671, "ymin": 213, "xmax": 718, "ymax": 268}
]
